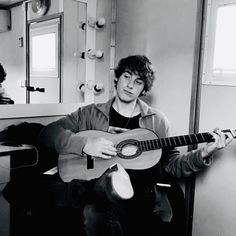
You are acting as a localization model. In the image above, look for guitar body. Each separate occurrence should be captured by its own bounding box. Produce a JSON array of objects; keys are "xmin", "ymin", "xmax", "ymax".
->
[{"xmin": 58, "ymin": 128, "xmax": 162, "ymax": 182}]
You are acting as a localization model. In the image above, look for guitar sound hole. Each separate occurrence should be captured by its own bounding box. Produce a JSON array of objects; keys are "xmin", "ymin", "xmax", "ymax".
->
[
  {"xmin": 117, "ymin": 139, "xmax": 141, "ymax": 159},
  {"xmin": 121, "ymin": 144, "xmax": 138, "ymax": 156}
]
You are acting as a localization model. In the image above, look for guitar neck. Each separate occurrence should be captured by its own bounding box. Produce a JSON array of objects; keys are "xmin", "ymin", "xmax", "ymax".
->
[{"xmin": 138, "ymin": 129, "xmax": 235, "ymax": 151}]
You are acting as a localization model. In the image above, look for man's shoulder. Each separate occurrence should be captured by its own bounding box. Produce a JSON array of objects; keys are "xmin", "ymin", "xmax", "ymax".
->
[
  {"xmin": 78, "ymin": 100, "xmax": 110, "ymax": 115},
  {"xmin": 139, "ymin": 99, "xmax": 168, "ymax": 119}
]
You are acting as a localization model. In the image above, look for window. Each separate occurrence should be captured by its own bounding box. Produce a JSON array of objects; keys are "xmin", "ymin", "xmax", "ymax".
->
[
  {"xmin": 202, "ymin": 0, "xmax": 236, "ymax": 86},
  {"xmin": 30, "ymin": 18, "xmax": 59, "ymax": 77}
]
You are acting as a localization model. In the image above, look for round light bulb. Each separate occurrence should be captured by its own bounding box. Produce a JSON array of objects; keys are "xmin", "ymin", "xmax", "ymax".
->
[{"xmin": 96, "ymin": 17, "xmax": 106, "ymax": 28}]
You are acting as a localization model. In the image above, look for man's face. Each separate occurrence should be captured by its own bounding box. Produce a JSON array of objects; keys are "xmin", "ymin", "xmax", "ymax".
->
[{"xmin": 116, "ymin": 70, "xmax": 145, "ymax": 103}]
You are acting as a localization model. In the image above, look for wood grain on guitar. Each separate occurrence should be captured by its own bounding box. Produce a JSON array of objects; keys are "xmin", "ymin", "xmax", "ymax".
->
[{"xmin": 58, "ymin": 128, "xmax": 236, "ymax": 182}]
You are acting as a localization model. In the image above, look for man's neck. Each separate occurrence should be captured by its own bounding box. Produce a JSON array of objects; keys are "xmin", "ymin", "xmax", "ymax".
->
[{"xmin": 112, "ymin": 97, "xmax": 140, "ymax": 118}]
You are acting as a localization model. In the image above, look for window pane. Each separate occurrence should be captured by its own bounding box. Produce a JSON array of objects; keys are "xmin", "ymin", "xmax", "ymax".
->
[
  {"xmin": 213, "ymin": 4, "xmax": 236, "ymax": 74},
  {"xmin": 32, "ymin": 33, "xmax": 56, "ymax": 71}
]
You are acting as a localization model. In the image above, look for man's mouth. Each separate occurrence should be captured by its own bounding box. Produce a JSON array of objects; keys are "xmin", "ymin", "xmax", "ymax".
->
[{"xmin": 123, "ymin": 89, "xmax": 132, "ymax": 95}]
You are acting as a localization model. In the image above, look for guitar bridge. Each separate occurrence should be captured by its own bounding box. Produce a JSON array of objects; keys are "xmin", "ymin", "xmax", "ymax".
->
[{"xmin": 87, "ymin": 155, "xmax": 94, "ymax": 169}]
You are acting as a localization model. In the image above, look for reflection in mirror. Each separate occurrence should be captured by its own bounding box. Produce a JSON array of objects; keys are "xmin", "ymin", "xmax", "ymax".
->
[
  {"xmin": 0, "ymin": 4, "xmax": 26, "ymax": 104},
  {"xmin": 0, "ymin": 0, "xmax": 87, "ymax": 104}
]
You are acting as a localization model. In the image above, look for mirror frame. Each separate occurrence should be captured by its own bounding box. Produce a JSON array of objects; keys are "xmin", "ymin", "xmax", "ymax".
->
[
  {"xmin": 0, "ymin": 0, "xmax": 97, "ymax": 119},
  {"xmin": 0, "ymin": 103, "xmax": 86, "ymax": 119}
]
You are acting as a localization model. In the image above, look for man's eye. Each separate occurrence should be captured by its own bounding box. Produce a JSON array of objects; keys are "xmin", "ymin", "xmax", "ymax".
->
[{"xmin": 135, "ymin": 80, "xmax": 143, "ymax": 85}]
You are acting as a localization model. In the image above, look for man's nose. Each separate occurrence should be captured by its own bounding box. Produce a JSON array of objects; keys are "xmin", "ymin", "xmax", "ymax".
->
[{"xmin": 127, "ymin": 79, "xmax": 134, "ymax": 88}]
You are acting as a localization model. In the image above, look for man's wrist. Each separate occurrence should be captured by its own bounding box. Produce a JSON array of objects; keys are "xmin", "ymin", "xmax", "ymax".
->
[
  {"xmin": 201, "ymin": 147, "xmax": 211, "ymax": 158},
  {"xmin": 201, "ymin": 147, "xmax": 213, "ymax": 165}
]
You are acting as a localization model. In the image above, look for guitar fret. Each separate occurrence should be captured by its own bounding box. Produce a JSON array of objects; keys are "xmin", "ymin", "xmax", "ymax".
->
[
  {"xmin": 157, "ymin": 139, "xmax": 162, "ymax": 149},
  {"xmin": 143, "ymin": 141, "xmax": 148, "ymax": 151},
  {"xmin": 141, "ymin": 140, "xmax": 157, "ymax": 151},
  {"xmin": 150, "ymin": 140, "xmax": 154, "ymax": 150},
  {"xmin": 160, "ymin": 139, "xmax": 164, "ymax": 148},
  {"xmin": 177, "ymin": 136, "xmax": 182, "ymax": 146},
  {"xmin": 200, "ymin": 133, "xmax": 205, "ymax": 142},
  {"xmin": 151, "ymin": 140, "xmax": 156, "ymax": 149},
  {"xmin": 163, "ymin": 138, "xmax": 167, "ymax": 147},
  {"xmin": 183, "ymin": 135, "xmax": 187, "ymax": 144},
  {"xmin": 196, "ymin": 133, "xmax": 206, "ymax": 143},
  {"xmin": 171, "ymin": 137, "xmax": 177, "ymax": 146},
  {"xmin": 179, "ymin": 136, "xmax": 186, "ymax": 145},
  {"xmin": 153, "ymin": 140, "xmax": 159, "ymax": 149},
  {"xmin": 149, "ymin": 140, "xmax": 152, "ymax": 150},
  {"xmin": 193, "ymin": 134, "xmax": 199, "ymax": 143},
  {"xmin": 186, "ymin": 135, "xmax": 193, "ymax": 144},
  {"xmin": 203, "ymin": 132, "xmax": 213, "ymax": 142},
  {"xmin": 166, "ymin": 138, "xmax": 171, "ymax": 147},
  {"xmin": 140, "ymin": 141, "xmax": 145, "ymax": 151}
]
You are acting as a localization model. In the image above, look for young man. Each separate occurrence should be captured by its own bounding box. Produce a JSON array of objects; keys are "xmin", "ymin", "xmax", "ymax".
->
[{"xmin": 39, "ymin": 55, "xmax": 233, "ymax": 235}]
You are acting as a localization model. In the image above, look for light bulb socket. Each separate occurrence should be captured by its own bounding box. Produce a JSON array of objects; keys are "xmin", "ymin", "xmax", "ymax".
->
[
  {"xmin": 79, "ymin": 83, "xmax": 85, "ymax": 92},
  {"xmin": 80, "ymin": 52, "xmax": 85, "ymax": 59},
  {"xmin": 96, "ymin": 17, "xmax": 106, "ymax": 29},
  {"xmin": 81, "ymin": 22, "xmax": 86, "ymax": 30},
  {"xmin": 94, "ymin": 85, "xmax": 102, "ymax": 92}
]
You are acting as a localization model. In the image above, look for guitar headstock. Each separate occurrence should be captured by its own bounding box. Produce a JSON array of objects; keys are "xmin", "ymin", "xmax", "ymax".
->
[
  {"xmin": 222, "ymin": 129, "xmax": 236, "ymax": 139},
  {"xmin": 231, "ymin": 130, "xmax": 236, "ymax": 139}
]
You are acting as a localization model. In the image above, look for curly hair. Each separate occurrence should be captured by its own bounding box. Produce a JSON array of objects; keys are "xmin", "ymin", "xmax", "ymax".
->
[
  {"xmin": 114, "ymin": 55, "xmax": 156, "ymax": 94},
  {"xmin": 0, "ymin": 63, "xmax": 6, "ymax": 83}
]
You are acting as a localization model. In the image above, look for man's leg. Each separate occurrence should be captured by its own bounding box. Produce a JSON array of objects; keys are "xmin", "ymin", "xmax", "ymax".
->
[
  {"xmin": 93, "ymin": 163, "xmax": 134, "ymax": 202},
  {"xmin": 83, "ymin": 163, "xmax": 134, "ymax": 236}
]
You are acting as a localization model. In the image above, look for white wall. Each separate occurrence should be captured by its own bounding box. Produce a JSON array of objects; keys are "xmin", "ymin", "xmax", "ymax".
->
[
  {"xmin": 192, "ymin": 85, "xmax": 236, "ymax": 236},
  {"xmin": 115, "ymin": 0, "xmax": 198, "ymax": 138},
  {"xmin": 115, "ymin": 1, "xmax": 236, "ymax": 236}
]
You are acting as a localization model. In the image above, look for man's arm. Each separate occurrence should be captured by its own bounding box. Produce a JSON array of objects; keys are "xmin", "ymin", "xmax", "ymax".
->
[
  {"xmin": 163, "ymin": 129, "xmax": 234, "ymax": 179},
  {"xmin": 39, "ymin": 108, "xmax": 87, "ymax": 155}
]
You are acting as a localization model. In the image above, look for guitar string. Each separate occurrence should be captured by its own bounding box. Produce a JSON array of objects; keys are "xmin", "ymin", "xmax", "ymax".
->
[{"xmin": 115, "ymin": 133, "xmax": 208, "ymax": 153}]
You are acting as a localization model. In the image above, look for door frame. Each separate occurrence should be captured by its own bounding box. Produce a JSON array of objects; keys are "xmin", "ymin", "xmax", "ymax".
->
[{"xmin": 26, "ymin": 13, "xmax": 63, "ymax": 104}]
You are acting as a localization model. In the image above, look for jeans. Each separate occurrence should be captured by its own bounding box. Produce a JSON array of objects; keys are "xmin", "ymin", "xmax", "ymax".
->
[{"xmin": 3, "ymin": 165, "xmax": 185, "ymax": 236}]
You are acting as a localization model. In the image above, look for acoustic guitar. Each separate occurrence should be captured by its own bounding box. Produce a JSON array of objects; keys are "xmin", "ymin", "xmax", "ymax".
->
[{"xmin": 58, "ymin": 128, "xmax": 235, "ymax": 182}]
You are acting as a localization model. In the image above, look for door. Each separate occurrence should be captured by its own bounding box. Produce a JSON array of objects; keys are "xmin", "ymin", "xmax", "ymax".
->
[{"xmin": 28, "ymin": 17, "xmax": 61, "ymax": 104}]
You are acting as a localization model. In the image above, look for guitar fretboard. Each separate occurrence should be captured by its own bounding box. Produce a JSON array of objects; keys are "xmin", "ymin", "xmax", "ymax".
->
[{"xmin": 137, "ymin": 132, "xmax": 214, "ymax": 151}]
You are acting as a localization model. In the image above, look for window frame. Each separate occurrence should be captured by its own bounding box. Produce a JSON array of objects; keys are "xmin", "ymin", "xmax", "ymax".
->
[
  {"xmin": 29, "ymin": 18, "xmax": 60, "ymax": 78},
  {"xmin": 202, "ymin": 0, "xmax": 236, "ymax": 86}
]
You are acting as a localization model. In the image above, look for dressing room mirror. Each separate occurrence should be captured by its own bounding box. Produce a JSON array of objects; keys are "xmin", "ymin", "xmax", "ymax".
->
[{"xmin": 0, "ymin": 0, "xmax": 90, "ymax": 105}]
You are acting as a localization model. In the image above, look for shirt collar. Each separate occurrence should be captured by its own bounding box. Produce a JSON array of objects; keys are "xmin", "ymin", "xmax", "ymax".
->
[{"xmin": 95, "ymin": 97, "xmax": 155, "ymax": 118}]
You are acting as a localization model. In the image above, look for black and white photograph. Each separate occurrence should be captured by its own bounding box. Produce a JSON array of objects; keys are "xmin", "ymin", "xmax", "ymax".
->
[{"xmin": 0, "ymin": 0, "xmax": 236, "ymax": 235}]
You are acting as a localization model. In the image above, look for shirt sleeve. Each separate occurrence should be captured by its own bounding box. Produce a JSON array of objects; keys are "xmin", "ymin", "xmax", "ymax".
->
[
  {"xmin": 154, "ymin": 112, "xmax": 213, "ymax": 179},
  {"xmin": 161, "ymin": 148, "xmax": 213, "ymax": 179},
  {"xmin": 38, "ymin": 107, "xmax": 87, "ymax": 155}
]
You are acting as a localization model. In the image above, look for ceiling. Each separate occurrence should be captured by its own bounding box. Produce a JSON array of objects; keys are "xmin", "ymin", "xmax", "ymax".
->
[{"xmin": 0, "ymin": 0, "xmax": 24, "ymax": 7}]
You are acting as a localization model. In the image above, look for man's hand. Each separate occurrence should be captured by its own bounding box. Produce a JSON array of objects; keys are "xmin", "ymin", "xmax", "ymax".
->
[
  {"xmin": 201, "ymin": 128, "xmax": 234, "ymax": 158},
  {"xmin": 83, "ymin": 137, "xmax": 117, "ymax": 159}
]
